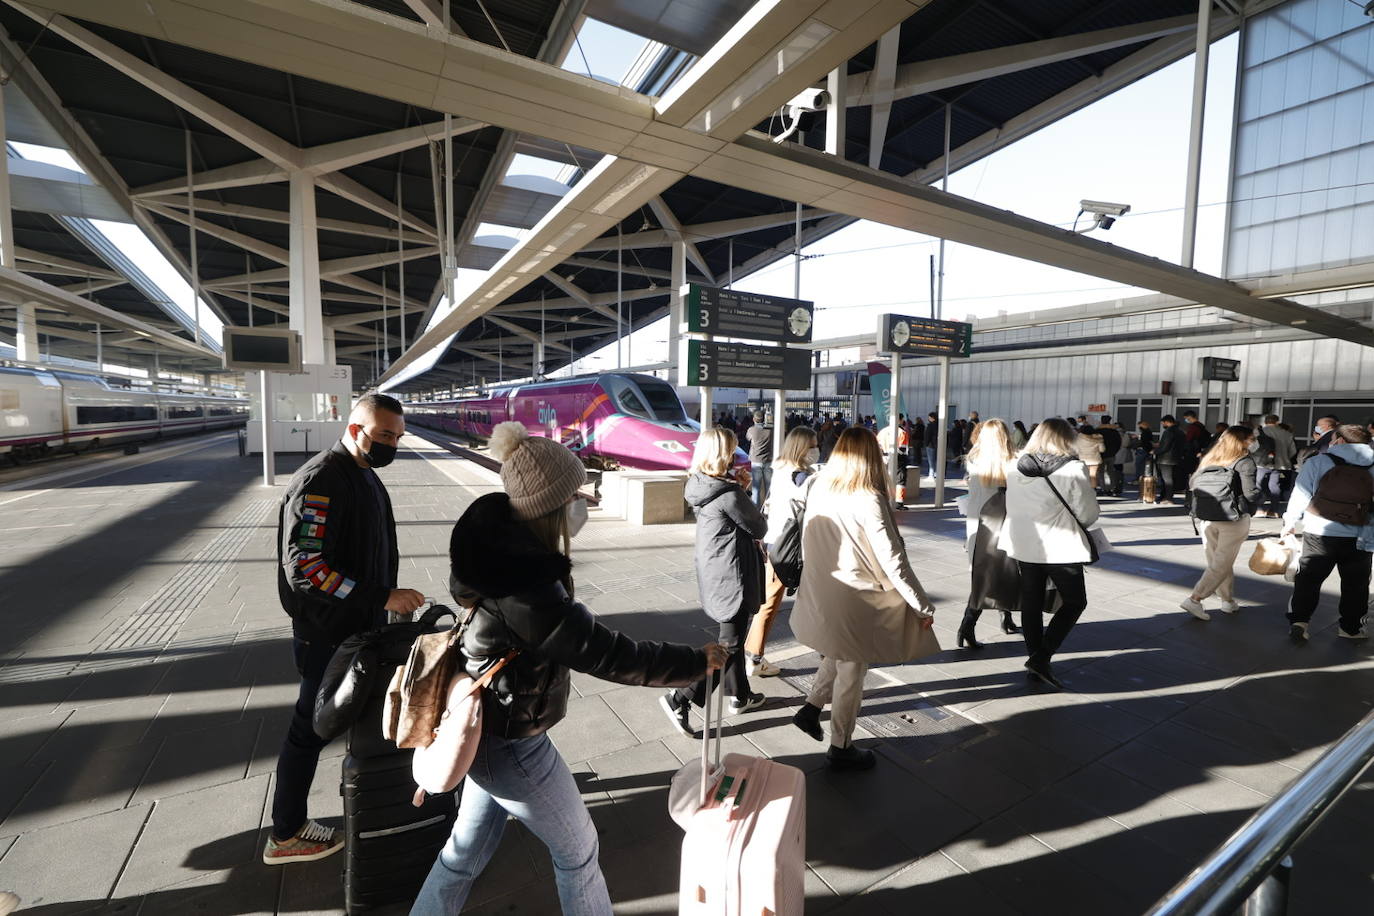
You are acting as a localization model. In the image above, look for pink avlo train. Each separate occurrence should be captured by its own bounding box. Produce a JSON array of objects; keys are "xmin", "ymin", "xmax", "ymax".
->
[{"xmin": 406, "ymin": 372, "xmax": 750, "ymax": 472}]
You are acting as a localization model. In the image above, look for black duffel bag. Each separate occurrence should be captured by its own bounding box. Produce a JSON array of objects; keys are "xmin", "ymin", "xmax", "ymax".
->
[{"xmin": 313, "ymin": 604, "xmax": 455, "ymax": 741}]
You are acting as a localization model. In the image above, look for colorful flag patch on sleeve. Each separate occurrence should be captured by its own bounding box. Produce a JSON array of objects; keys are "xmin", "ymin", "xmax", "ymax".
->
[
  {"xmin": 303, "ymin": 494, "xmax": 331, "ymax": 509},
  {"xmin": 301, "ymin": 508, "xmax": 328, "ymax": 523},
  {"xmin": 298, "ymin": 537, "xmax": 324, "ymax": 550},
  {"xmin": 299, "ymin": 522, "xmax": 324, "ymax": 538},
  {"xmin": 334, "ymin": 578, "xmax": 356, "ymax": 599}
]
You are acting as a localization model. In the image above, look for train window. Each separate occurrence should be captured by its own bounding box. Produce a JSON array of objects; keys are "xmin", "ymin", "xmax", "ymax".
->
[
  {"xmin": 637, "ymin": 381, "xmax": 687, "ymax": 421},
  {"xmin": 77, "ymin": 405, "xmax": 157, "ymax": 423},
  {"xmin": 209, "ymin": 407, "xmax": 234, "ymax": 416},
  {"xmin": 166, "ymin": 406, "xmax": 203, "ymax": 418},
  {"xmin": 618, "ymin": 389, "xmax": 649, "ymax": 417}
]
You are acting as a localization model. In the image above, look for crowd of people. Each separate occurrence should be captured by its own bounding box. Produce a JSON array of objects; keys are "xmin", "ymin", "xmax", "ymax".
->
[{"xmin": 255, "ymin": 394, "xmax": 1370, "ymax": 914}]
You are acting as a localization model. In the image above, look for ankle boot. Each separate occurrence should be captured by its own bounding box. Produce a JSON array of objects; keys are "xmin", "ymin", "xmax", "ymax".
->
[
  {"xmin": 792, "ymin": 703, "xmax": 823, "ymax": 741},
  {"xmin": 956, "ymin": 608, "xmax": 983, "ymax": 650},
  {"xmin": 1000, "ymin": 610, "xmax": 1022, "ymax": 634}
]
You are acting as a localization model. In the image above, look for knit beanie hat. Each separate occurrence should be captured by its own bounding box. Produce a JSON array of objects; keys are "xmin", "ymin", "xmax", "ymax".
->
[{"xmin": 488, "ymin": 421, "xmax": 587, "ymax": 520}]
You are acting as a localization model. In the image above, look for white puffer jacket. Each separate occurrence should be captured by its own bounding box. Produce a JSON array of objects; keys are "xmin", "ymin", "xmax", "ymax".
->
[{"xmin": 999, "ymin": 454, "xmax": 1099, "ymax": 564}]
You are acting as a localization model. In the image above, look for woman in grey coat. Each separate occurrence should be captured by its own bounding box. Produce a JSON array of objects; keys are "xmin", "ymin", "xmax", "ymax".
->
[{"xmin": 661, "ymin": 428, "xmax": 768, "ymax": 736}]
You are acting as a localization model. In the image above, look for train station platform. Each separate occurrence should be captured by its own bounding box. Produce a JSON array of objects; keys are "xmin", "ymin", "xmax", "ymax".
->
[{"xmin": 0, "ymin": 432, "xmax": 1370, "ymax": 914}]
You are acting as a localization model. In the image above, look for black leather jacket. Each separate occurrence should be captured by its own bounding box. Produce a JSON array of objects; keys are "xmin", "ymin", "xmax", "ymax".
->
[{"xmin": 450, "ymin": 493, "xmax": 706, "ymax": 738}]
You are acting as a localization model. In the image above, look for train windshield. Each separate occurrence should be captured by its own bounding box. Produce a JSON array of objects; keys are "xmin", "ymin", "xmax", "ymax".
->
[{"xmin": 607, "ymin": 376, "xmax": 688, "ymax": 422}]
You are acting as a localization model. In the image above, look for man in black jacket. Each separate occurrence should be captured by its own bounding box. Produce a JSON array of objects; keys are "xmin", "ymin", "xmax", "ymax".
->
[
  {"xmin": 264, "ymin": 393, "xmax": 426, "ymax": 865},
  {"xmin": 923, "ymin": 411, "xmax": 939, "ymax": 476},
  {"xmin": 1155, "ymin": 415, "xmax": 1186, "ymax": 504},
  {"xmin": 1097, "ymin": 416, "xmax": 1124, "ymax": 497}
]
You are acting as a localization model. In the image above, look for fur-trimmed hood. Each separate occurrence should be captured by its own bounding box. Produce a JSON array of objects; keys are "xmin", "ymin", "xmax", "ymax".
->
[{"xmin": 449, "ymin": 492, "xmax": 571, "ymax": 600}]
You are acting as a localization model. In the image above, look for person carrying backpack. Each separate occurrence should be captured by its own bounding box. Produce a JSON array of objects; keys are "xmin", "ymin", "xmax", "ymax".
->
[
  {"xmin": 1180, "ymin": 427, "xmax": 1260, "ymax": 621},
  {"xmin": 1281, "ymin": 424, "xmax": 1374, "ymax": 643}
]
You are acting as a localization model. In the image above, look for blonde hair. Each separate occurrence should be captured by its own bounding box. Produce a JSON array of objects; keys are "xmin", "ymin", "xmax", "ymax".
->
[
  {"xmin": 1024, "ymin": 417, "xmax": 1077, "ymax": 457},
  {"xmin": 691, "ymin": 427, "xmax": 737, "ymax": 478},
  {"xmin": 966, "ymin": 418, "xmax": 1014, "ymax": 486},
  {"xmin": 1198, "ymin": 426, "xmax": 1255, "ymax": 470},
  {"xmin": 524, "ymin": 506, "xmax": 573, "ymax": 596},
  {"xmin": 777, "ymin": 426, "xmax": 818, "ymax": 472},
  {"xmin": 817, "ymin": 427, "xmax": 886, "ymax": 497}
]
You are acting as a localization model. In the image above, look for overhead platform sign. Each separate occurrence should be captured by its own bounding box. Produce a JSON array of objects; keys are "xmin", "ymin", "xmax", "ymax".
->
[
  {"xmin": 686, "ymin": 284, "xmax": 814, "ymax": 344},
  {"xmin": 877, "ymin": 314, "xmax": 973, "ymax": 358},
  {"xmin": 682, "ymin": 340, "xmax": 811, "ymax": 390},
  {"xmin": 1201, "ymin": 357, "xmax": 1240, "ymax": 382}
]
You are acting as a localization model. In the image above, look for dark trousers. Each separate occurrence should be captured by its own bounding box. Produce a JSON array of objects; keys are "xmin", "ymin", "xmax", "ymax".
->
[
  {"xmin": 1103, "ymin": 462, "xmax": 1123, "ymax": 496},
  {"xmin": 271, "ymin": 635, "xmax": 337, "ymax": 840},
  {"xmin": 1256, "ymin": 468, "xmax": 1293, "ymax": 515},
  {"xmin": 1017, "ymin": 562, "xmax": 1088, "ymax": 666},
  {"xmin": 1288, "ymin": 535, "xmax": 1371, "ymax": 634},
  {"xmin": 676, "ymin": 609, "xmax": 752, "ymax": 708},
  {"xmin": 1157, "ymin": 463, "xmax": 1183, "ymax": 503}
]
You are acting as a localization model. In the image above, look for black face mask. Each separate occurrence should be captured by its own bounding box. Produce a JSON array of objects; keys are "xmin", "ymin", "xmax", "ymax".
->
[{"xmin": 357, "ymin": 431, "xmax": 397, "ymax": 469}]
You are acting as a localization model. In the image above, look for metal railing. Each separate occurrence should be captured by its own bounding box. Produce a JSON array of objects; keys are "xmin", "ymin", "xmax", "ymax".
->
[{"xmin": 1145, "ymin": 707, "xmax": 1374, "ymax": 916}]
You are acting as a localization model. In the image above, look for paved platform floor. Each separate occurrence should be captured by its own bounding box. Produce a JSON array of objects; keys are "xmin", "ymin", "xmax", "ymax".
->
[{"xmin": 0, "ymin": 432, "xmax": 1370, "ymax": 915}]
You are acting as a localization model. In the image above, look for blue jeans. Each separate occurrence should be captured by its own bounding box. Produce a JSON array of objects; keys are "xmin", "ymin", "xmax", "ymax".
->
[
  {"xmin": 750, "ymin": 464, "xmax": 772, "ymax": 508},
  {"xmin": 410, "ymin": 733, "xmax": 610, "ymax": 916},
  {"xmin": 924, "ymin": 447, "xmax": 936, "ymax": 474}
]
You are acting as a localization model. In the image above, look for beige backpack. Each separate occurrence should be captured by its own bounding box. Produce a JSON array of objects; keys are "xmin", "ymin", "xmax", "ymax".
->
[{"xmin": 383, "ymin": 609, "xmax": 470, "ymax": 748}]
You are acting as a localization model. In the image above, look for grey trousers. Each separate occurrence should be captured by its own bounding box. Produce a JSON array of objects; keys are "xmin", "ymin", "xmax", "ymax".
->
[{"xmin": 806, "ymin": 656, "xmax": 869, "ymax": 749}]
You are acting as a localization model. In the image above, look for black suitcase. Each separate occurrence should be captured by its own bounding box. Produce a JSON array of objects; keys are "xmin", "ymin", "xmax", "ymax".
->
[{"xmin": 341, "ymin": 667, "xmax": 458, "ymax": 913}]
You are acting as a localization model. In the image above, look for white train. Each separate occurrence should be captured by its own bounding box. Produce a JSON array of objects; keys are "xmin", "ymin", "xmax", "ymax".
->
[{"xmin": 0, "ymin": 366, "xmax": 248, "ymax": 461}]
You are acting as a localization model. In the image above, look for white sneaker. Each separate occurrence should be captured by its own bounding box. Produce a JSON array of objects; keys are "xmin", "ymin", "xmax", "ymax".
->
[
  {"xmin": 747, "ymin": 656, "xmax": 781, "ymax": 677},
  {"xmin": 1336, "ymin": 627, "xmax": 1368, "ymax": 640},
  {"xmin": 1288, "ymin": 622, "xmax": 1310, "ymax": 644},
  {"xmin": 1180, "ymin": 597, "xmax": 1209, "ymax": 621},
  {"xmin": 0, "ymin": 892, "xmax": 20, "ymax": 915},
  {"xmin": 1219, "ymin": 600, "xmax": 1240, "ymax": 614}
]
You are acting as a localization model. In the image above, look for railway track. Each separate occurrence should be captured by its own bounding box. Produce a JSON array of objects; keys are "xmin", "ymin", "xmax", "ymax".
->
[{"xmin": 410, "ymin": 427, "xmax": 602, "ymax": 505}]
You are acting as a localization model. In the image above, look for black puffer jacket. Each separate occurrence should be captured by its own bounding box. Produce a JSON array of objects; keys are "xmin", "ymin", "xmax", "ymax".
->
[
  {"xmin": 684, "ymin": 472, "xmax": 767, "ymax": 624},
  {"xmin": 450, "ymin": 493, "xmax": 706, "ymax": 739}
]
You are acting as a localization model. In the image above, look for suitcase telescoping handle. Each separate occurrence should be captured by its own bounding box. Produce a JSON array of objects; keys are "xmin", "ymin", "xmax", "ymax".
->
[{"xmin": 699, "ymin": 650, "xmax": 728, "ymax": 806}]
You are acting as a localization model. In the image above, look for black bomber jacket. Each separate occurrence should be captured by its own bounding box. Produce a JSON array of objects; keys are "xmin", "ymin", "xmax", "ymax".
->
[
  {"xmin": 277, "ymin": 441, "xmax": 398, "ymax": 645},
  {"xmin": 450, "ymin": 493, "xmax": 706, "ymax": 739}
]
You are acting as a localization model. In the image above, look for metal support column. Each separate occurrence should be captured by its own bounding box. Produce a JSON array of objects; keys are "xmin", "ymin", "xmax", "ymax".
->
[
  {"xmin": 887, "ymin": 352, "xmax": 903, "ymax": 507},
  {"xmin": 185, "ymin": 131, "xmax": 202, "ymax": 347},
  {"xmin": 826, "ymin": 66, "xmax": 847, "ymax": 160},
  {"xmin": 260, "ymin": 370, "xmax": 274, "ymax": 487},
  {"xmin": 1201, "ymin": 379, "xmax": 1212, "ymax": 428},
  {"xmin": 94, "ymin": 323, "xmax": 102, "ymax": 370},
  {"xmin": 936, "ymin": 104, "xmax": 951, "ymax": 316},
  {"xmin": 669, "ymin": 239, "xmax": 686, "ymax": 373},
  {"xmin": 935, "ymin": 357, "xmax": 951, "ymax": 508},
  {"xmin": 288, "ymin": 172, "xmax": 325, "ymax": 364},
  {"xmin": 0, "ymin": 85, "xmax": 14, "ymax": 270},
  {"xmin": 775, "ymin": 203, "xmax": 801, "ymax": 463},
  {"xmin": 1219, "ymin": 381, "xmax": 1230, "ymax": 427},
  {"xmin": 1181, "ymin": 0, "xmax": 1213, "ymax": 269},
  {"xmin": 15, "ymin": 301, "xmax": 37, "ymax": 362},
  {"xmin": 396, "ymin": 171, "xmax": 407, "ymax": 351}
]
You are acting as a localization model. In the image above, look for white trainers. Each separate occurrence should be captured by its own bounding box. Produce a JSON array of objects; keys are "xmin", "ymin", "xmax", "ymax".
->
[
  {"xmin": 1219, "ymin": 600, "xmax": 1240, "ymax": 614},
  {"xmin": 1288, "ymin": 622, "xmax": 1310, "ymax": 644},
  {"xmin": 262, "ymin": 820, "xmax": 344, "ymax": 865},
  {"xmin": 0, "ymin": 892, "xmax": 20, "ymax": 915},
  {"xmin": 1180, "ymin": 597, "xmax": 1209, "ymax": 621},
  {"xmin": 747, "ymin": 656, "xmax": 781, "ymax": 677},
  {"xmin": 1336, "ymin": 627, "xmax": 1368, "ymax": 640}
]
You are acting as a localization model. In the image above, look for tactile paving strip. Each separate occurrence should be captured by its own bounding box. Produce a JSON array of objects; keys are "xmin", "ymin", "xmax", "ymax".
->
[{"xmin": 97, "ymin": 498, "xmax": 275, "ymax": 652}]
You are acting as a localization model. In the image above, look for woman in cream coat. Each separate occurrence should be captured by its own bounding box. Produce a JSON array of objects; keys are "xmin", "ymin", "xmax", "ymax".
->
[
  {"xmin": 790, "ymin": 427, "xmax": 939, "ymax": 772},
  {"xmin": 999, "ymin": 418, "xmax": 1099, "ymax": 690}
]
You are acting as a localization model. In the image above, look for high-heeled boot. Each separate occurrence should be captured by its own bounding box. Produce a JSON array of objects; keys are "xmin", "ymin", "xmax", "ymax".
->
[
  {"xmin": 957, "ymin": 607, "xmax": 983, "ymax": 650},
  {"xmin": 1000, "ymin": 610, "xmax": 1022, "ymax": 634}
]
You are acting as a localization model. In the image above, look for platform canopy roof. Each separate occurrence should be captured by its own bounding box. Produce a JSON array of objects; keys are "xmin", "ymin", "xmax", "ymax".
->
[{"xmin": 1, "ymin": 0, "xmax": 1365, "ymax": 390}]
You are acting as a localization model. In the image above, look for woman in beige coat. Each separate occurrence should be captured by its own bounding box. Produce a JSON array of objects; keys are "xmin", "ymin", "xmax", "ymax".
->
[{"xmin": 790, "ymin": 427, "xmax": 939, "ymax": 771}]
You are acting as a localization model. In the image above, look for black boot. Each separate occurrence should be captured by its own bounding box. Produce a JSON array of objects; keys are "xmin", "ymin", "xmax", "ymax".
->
[
  {"xmin": 956, "ymin": 608, "xmax": 983, "ymax": 650},
  {"xmin": 826, "ymin": 743, "xmax": 877, "ymax": 771},
  {"xmin": 792, "ymin": 703, "xmax": 823, "ymax": 741},
  {"xmin": 1000, "ymin": 610, "xmax": 1021, "ymax": 634}
]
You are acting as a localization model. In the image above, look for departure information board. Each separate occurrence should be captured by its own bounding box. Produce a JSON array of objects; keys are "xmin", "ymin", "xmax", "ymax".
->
[
  {"xmin": 876, "ymin": 313, "xmax": 973, "ymax": 358},
  {"xmin": 1201, "ymin": 357, "xmax": 1240, "ymax": 382},
  {"xmin": 686, "ymin": 284, "xmax": 814, "ymax": 344},
  {"xmin": 682, "ymin": 339, "xmax": 812, "ymax": 390}
]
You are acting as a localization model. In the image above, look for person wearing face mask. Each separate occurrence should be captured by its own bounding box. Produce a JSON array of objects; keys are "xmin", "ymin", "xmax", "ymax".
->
[
  {"xmin": 744, "ymin": 426, "xmax": 821, "ymax": 679},
  {"xmin": 266, "ymin": 393, "xmax": 426, "ymax": 865},
  {"xmin": 413, "ymin": 422, "xmax": 724, "ymax": 914}
]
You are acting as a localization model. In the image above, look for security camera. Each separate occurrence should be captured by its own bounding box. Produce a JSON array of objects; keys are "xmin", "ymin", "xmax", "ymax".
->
[
  {"xmin": 1076, "ymin": 200, "xmax": 1131, "ymax": 233},
  {"xmin": 785, "ymin": 88, "xmax": 830, "ymax": 114},
  {"xmin": 1080, "ymin": 200, "xmax": 1131, "ymax": 218}
]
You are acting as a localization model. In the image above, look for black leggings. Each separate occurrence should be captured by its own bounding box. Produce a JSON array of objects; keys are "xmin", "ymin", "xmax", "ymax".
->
[{"xmin": 1017, "ymin": 562, "xmax": 1087, "ymax": 666}]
